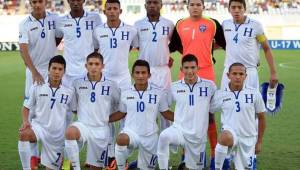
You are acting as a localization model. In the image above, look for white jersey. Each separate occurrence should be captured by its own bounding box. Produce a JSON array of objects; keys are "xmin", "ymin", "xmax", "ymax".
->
[
  {"xmin": 19, "ymin": 12, "xmax": 59, "ymax": 71},
  {"xmin": 56, "ymin": 11, "xmax": 102, "ymax": 76},
  {"xmin": 119, "ymin": 84, "xmax": 169, "ymax": 136},
  {"xmin": 222, "ymin": 17, "xmax": 265, "ymax": 68},
  {"xmin": 24, "ymin": 83, "xmax": 75, "ymax": 142},
  {"xmin": 93, "ymin": 22, "xmax": 137, "ymax": 76},
  {"xmin": 168, "ymin": 77, "xmax": 216, "ymax": 143},
  {"xmin": 133, "ymin": 17, "xmax": 174, "ymax": 66},
  {"xmin": 73, "ymin": 76, "xmax": 120, "ymax": 127},
  {"xmin": 210, "ymin": 86, "xmax": 266, "ymax": 137}
]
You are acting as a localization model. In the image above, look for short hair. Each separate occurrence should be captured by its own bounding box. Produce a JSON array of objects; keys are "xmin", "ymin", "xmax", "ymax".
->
[
  {"xmin": 181, "ymin": 54, "xmax": 198, "ymax": 66},
  {"xmin": 229, "ymin": 0, "xmax": 246, "ymax": 9},
  {"xmin": 86, "ymin": 52, "xmax": 104, "ymax": 63},
  {"xmin": 188, "ymin": 0, "xmax": 204, "ymax": 6},
  {"xmin": 48, "ymin": 55, "xmax": 66, "ymax": 70},
  {"xmin": 105, "ymin": 0, "xmax": 121, "ymax": 6},
  {"xmin": 132, "ymin": 60, "xmax": 150, "ymax": 74},
  {"xmin": 228, "ymin": 62, "xmax": 246, "ymax": 72}
]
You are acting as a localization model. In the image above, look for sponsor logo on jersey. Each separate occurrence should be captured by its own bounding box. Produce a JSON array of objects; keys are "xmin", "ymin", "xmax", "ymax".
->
[
  {"xmin": 223, "ymin": 98, "xmax": 231, "ymax": 102},
  {"xmin": 127, "ymin": 96, "xmax": 134, "ymax": 100},
  {"xmin": 30, "ymin": 27, "xmax": 38, "ymax": 31},
  {"xmin": 64, "ymin": 24, "xmax": 72, "ymax": 27},
  {"xmin": 224, "ymin": 29, "xmax": 232, "ymax": 32},
  {"xmin": 177, "ymin": 90, "xmax": 185, "ymax": 93},
  {"xmin": 100, "ymin": 35, "xmax": 108, "ymax": 38},
  {"xmin": 182, "ymin": 27, "xmax": 190, "ymax": 31},
  {"xmin": 79, "ymin": 86, "xmax": 88, "ymax": 89},
  {"xmin": 39, "ymin": 94, "xmax": 48, "ymax": 97},
  {"xmin": 141, "ymin": 28, "xmax": 149, "ymax": 32}
]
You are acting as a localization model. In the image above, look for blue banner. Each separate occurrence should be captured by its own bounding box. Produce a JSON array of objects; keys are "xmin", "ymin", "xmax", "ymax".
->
[{"xmin": 268, "ymin": 40, "xmax": 300, "ymax": 50}]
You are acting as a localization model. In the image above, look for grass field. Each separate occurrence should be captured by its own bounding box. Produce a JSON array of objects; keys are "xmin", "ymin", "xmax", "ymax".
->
[{"xmin": 0, "ymin": 50, "xmax": 300, "ymax": 169}]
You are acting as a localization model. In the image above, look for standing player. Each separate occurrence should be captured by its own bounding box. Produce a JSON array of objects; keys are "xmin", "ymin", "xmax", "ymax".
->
[
  {"xmin": 19, "ymin": 0, "xmax": 60, "ymax": 168},
  {"xmin": 93, "ymin": 0, "xmax": 137, "ymax": 167},
  {"xmin": 221, "ymin": 0, "xmax": 277, "ymax": 168},
  {"xmin": 168, "ymin": 0, "xmax": 225, "ymax": 166},
  {"xmin": 64, "ymin": 52, "xmax": 120, "ymax": 170},
  {"xmin": 109, "ymin": 60, "xmax": 174, "ymax": 170},
  {"xmin": 221, "ymin": 0, "xmax": 278, "ymax": 90},
  {"xmin": 211, "ymin": 63, "xmax": 266, "ymax": 170},
  {"xmin": 56, "ymin": 0, "xmax": 102, "ymax": 87},
  {"xmin": 18, "ymin": 55, "xmax": 74, "ymax": 170},
  {"xmin": 157, "ymin": 54, "xmax": 217, "ymax": 169}
]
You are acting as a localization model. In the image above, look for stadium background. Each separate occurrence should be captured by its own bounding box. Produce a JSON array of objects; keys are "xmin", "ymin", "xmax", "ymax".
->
[{"xmin": 0, "ymin": 0, "xmax": 299, "ymax": 169}]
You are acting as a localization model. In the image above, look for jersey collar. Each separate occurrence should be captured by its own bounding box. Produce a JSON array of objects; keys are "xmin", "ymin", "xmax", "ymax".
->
[
  {"xmin": 231, "ymin": 16, "xmax": 250, "ymax": 25},
  {"xmin": 29, "ymin": 11, "xmax": 50, "ymax": 22},
  {"xmin": 224, "ymin": 83, "xmax": 247, "ymax": 92}
]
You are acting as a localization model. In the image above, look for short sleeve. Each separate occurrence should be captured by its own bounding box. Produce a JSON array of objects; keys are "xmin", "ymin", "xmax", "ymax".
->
[
  {"xmin": 158, "ymin": 90, "xmax": 170, "ymax": 112},
  {"xmin": 166, "ymin": 87, "xmax": 174, "ymax": 107},
  {"xmin": 130, "ymin": 27, "xmax": 138, "ymax": 47},
  {"xmin": 118, "ymin": 94, "xmax": 127, "ymax": 113},
  {"xmin": 19, "ymin": 21, "xmax": 29, "ymax": 44},
  {"xmin": 69, "ymin": 89, "xmax": 77, "ymax": 112},
  {"xmin": 255, "ymin": 91, "xmax": 266, "ymax": 113},
  {"xmin": 24, "ymin": 85, "xmax": 36, "ymax": 109},
  {"xmin": 209, "ymin": 90, "xmax": 222, "ymax": 113},
  {"xmin": 111, "ymin": 83, "xmax": 121, "ymax": 113},
  {"xmin": 93, "ymin": 28, "xmax": 100, "ymax": 50},
  {"xmin": 94, "ymin": 14, "xmax": 103, "ymax": 27},
  {"xmin": 55, "ymin": 17, "xmax": 64, "ymax": 38}
]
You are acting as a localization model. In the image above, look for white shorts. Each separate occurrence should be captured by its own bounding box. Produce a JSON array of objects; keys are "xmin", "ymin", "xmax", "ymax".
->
[
  {"xmin": 150, "ymin": 65, "xmax": 172, "ymax": 90},
  {"xmin": 31, "ymin": 123, "xmax": 64, "ymax": 170},
  {"xmin": 161, "ymin": 126, "xmax": 206, "ymax": 169},
  {"xmin": 122, "ymin": 129, "xmax": 158, "ymax": 169},
  {"xmin": 223, "ymin": 126, "xmax": 257, "ymax": 170},
  {"xmin": 221, "ymin": 67, "xmax": 259, "ymax": 90},
  {"xmin": 71, "ymin": 122, "xmax": 109, "ymax": 167}
]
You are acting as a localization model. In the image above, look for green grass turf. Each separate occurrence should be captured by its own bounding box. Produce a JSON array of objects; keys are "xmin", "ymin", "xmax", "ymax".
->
[{"xmin": 0, "ymin": 50, "xmax": 300, "ymax": 169}]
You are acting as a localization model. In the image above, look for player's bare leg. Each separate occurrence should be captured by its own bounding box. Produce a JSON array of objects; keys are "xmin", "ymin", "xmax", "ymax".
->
[
  {"xmin": 65, "ymin": 126, "xmax": 81, "ymax": 170},
  {"xmin": 115, "ymin": 133, "xmax": 130, "ymax": 170},
  {"xmin": 214, "ymin": 131, "xmax": 234, "ymax": 170},
  {"xmin": 18, "ymin": 128, "xmax": 37, "ymax": 170}
]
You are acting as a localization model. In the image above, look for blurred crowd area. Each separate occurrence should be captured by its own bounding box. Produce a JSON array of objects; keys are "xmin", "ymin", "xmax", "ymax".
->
[{"xmin": 1, "ymin": 0, "xmax": 300, "ymax": 15}]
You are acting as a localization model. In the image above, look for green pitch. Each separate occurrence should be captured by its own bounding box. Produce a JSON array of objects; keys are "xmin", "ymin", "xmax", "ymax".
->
[{"xmin": 0, "ymin": 50, "xmax": 300, "ymax": 169}]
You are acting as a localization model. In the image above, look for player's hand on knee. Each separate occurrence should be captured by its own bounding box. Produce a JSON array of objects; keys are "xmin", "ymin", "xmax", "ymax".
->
[
  {"xmin": 255, "ymin": 142, "xmax": 262, "ymax": 154},
  {"xmin": 32, "ymin": 70, "xmax": 45, "ymax": 85},
  {"xmin": 19, "ymin": 121, "xmax": 31, "ymax": 131}
]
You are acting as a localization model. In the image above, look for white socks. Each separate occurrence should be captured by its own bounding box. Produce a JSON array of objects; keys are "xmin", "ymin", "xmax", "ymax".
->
[
  {"xmin": 65, "ymin": 140, "xmax": 80, "ymax": 170},
  {"xmin": 18, "ymin": 141, "xmax": 31, "ymax": 170},
  {"xmin": 215, "ymin": 143, "xmax": 229, "ymax": 169},
  {"xmin": 30, "ymin": 142, "xmax": 39, "ymax": 157},
  {"xmin": 115, "ymin": 144, "xmax": 128, "ymax": 170}
]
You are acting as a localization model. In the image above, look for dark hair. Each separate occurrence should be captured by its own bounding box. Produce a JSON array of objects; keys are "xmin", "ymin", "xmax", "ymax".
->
[
  {"xmin": 228, "ymin": 62, "xmax": 246, "ymax": 72},
  {"xmin": 86, "ymin": 52, "xmax": 104, "ymax": 63},
  {"xmin": 48, "ymin": 55, "xmax": 66, "ymax": 70},
  {"xmin": 105, "ymin": 0, "xmax": 121, "ymax": 6},
  {"xmin": 132, "ymin": 60, "xmax": 150, "ymax": 74},
  {"xmin": 229, "ymin": 0, "xmax": 246, "ymax": 9},
  {"xmin": 188, "ymin": 0, "xmax": 204, "ymax": 6},
  {"xmin": 181, "ymin": 54, "xmax": 198, "ymax": 66}
]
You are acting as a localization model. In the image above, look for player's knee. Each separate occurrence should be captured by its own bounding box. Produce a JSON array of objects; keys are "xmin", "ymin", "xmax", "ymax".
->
[
  {"xmin": 19, "ymin": 130, "xmax": 35, "ymax": 142},
  {"xmin": 158, "ymin": 131, "xmax": 171, "ymax": 146},
  {"xmin": 116, "ymin": 133, "xmax": 129, "ymax": 146},
  {"xmin": 65, "ymin": 126, "xmax": 80, "ymax": 140},
  {"xmin": 218, "ymin": 130, "xmax": 233, "ymax": 146}
]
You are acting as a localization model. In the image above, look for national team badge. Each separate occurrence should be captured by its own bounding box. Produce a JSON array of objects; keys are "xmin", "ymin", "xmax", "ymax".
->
[{"xmin": 199, "ymin": 25, "xmax": 207, "ymax": 32}]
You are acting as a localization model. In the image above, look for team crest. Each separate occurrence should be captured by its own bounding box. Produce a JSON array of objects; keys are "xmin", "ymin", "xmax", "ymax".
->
[{"xmin": 199, "ymin": 25, "xmax": 207, "ymax": 32}]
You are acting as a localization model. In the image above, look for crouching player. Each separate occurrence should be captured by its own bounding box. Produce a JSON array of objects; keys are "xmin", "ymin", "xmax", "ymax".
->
[
  {"xmin": 64, "ymin": 52, "xmax": 120, "ymax": 170},
  {"xmin": 18, "ymin": 55, "xmax": 75, "ymax": 170},
  {"xmin": 157, "ymin": 54, "xmax": 217, "ymax": 169},
  {"xmin": 212, "ymin": 63, "xmax": 266, "ymax": 170},
  {"xmin": 109, "ymin": 60, "xmax": 174, "ymax": 170}
]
